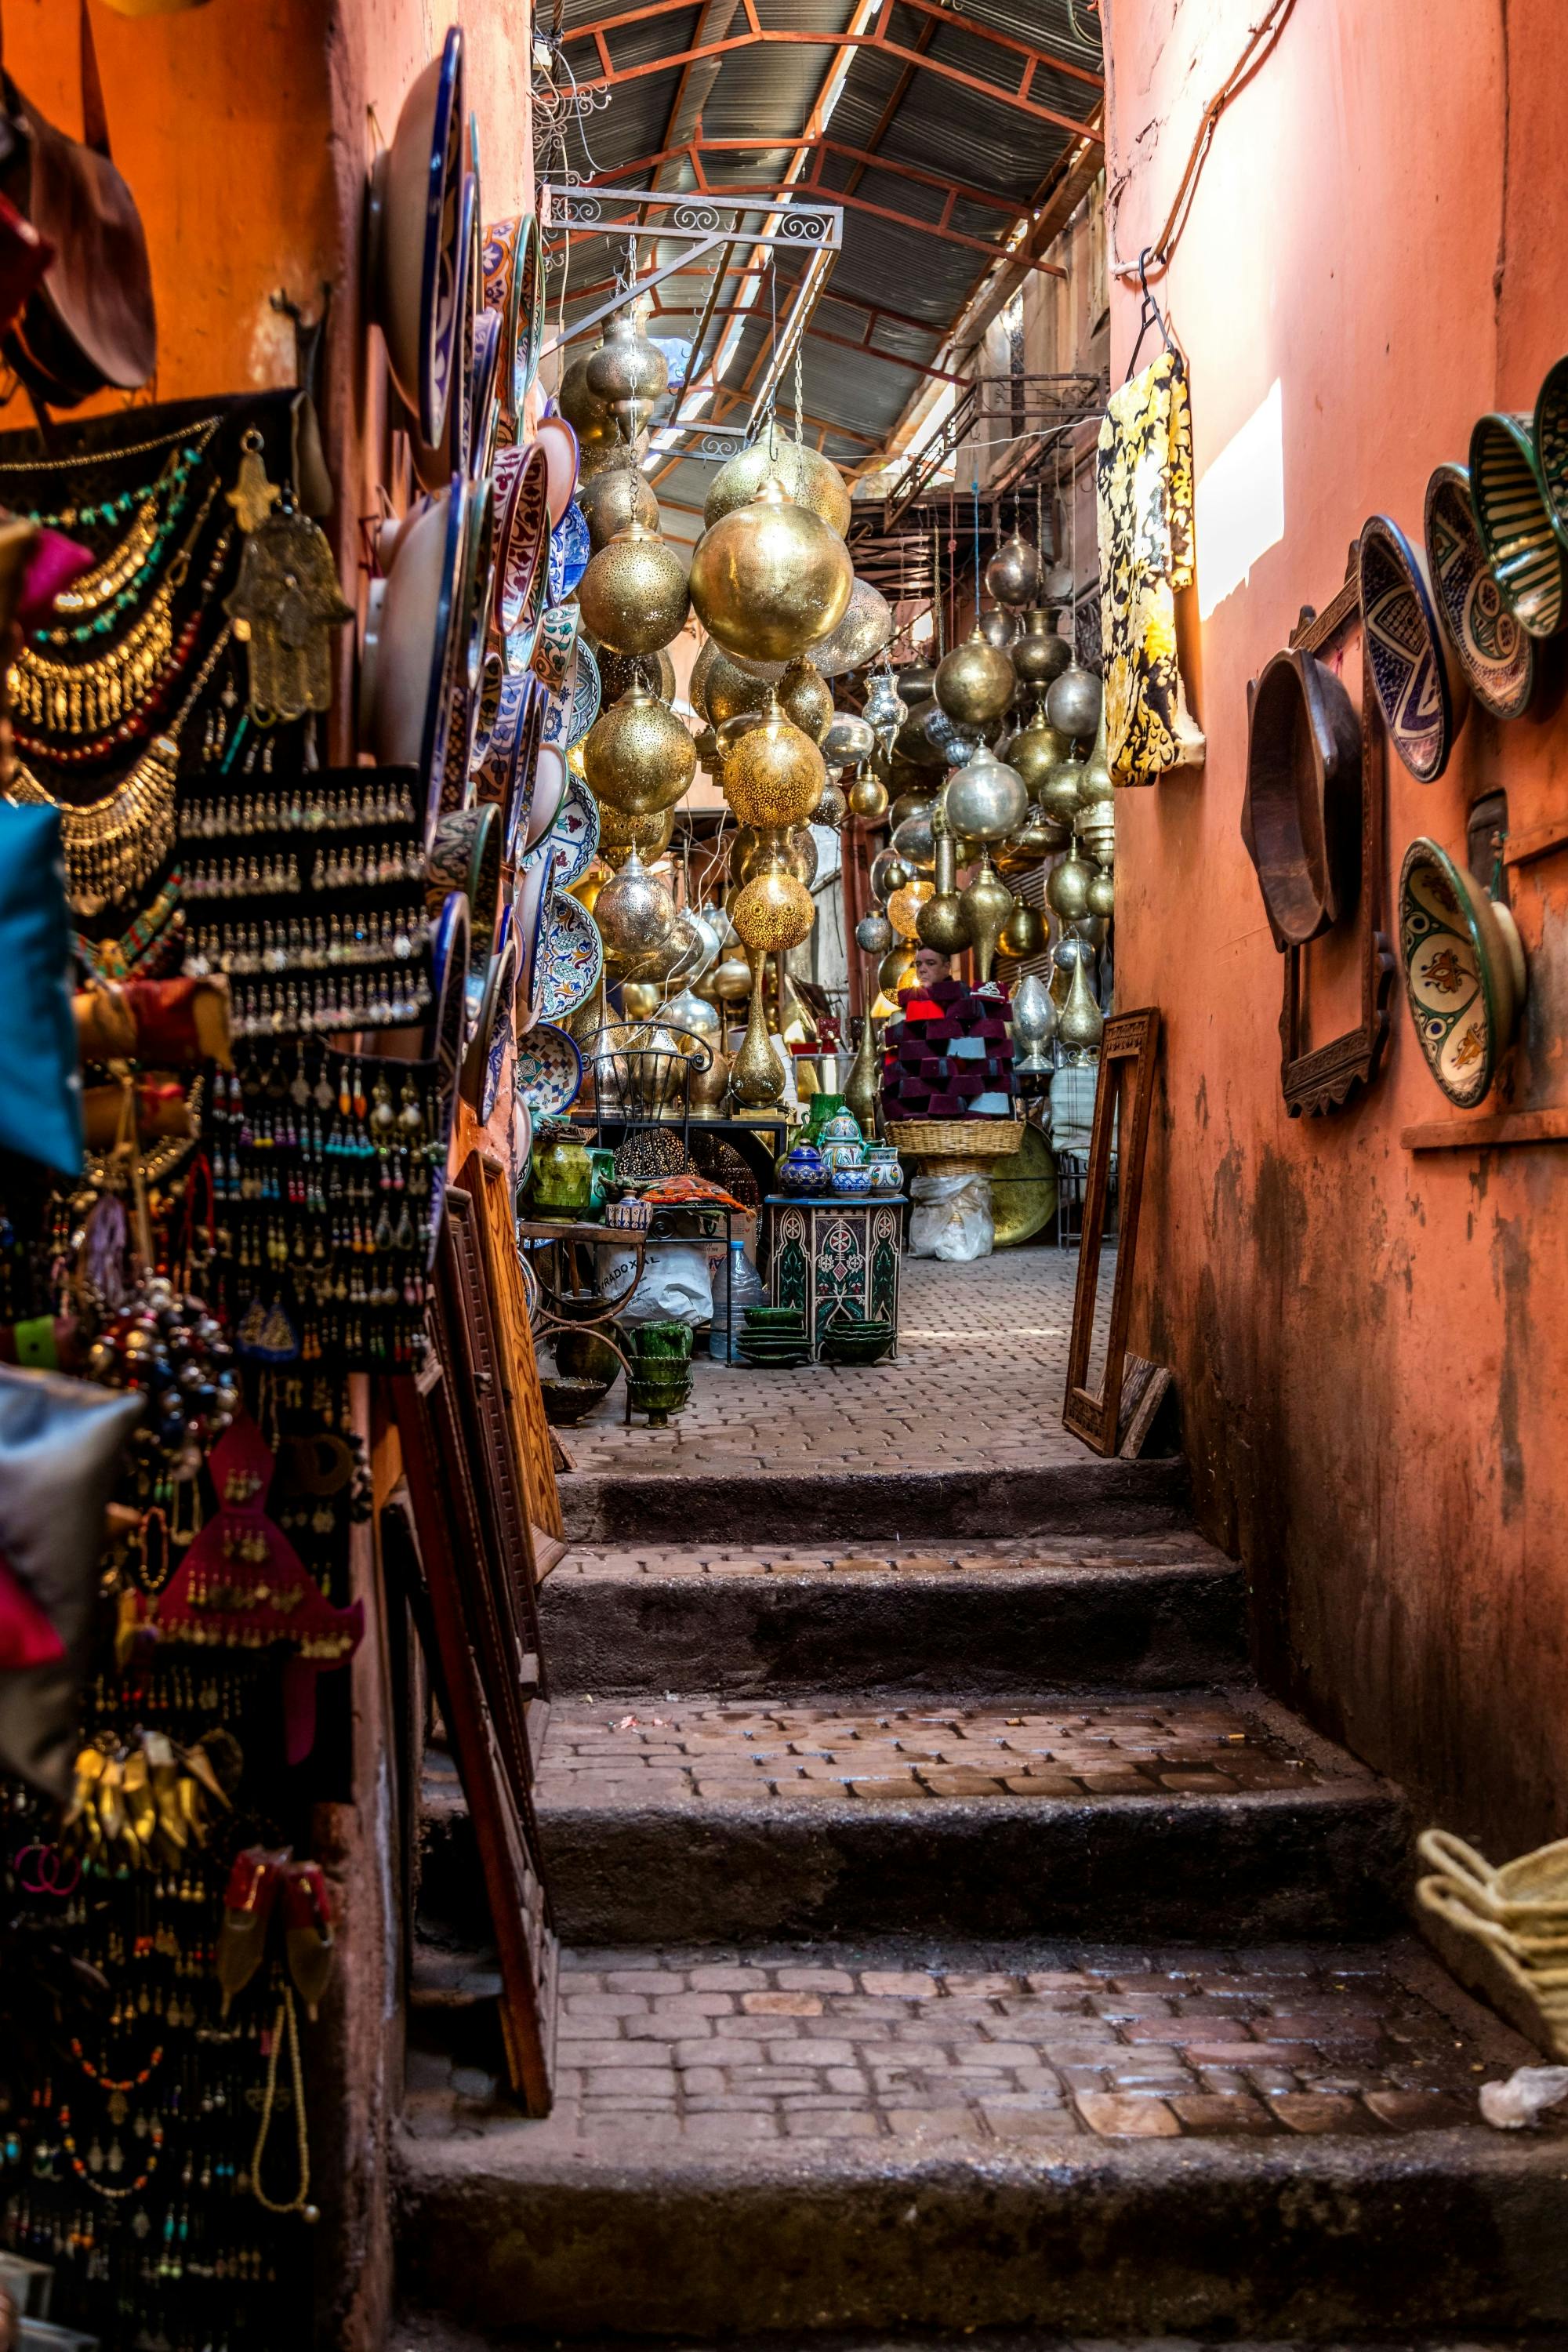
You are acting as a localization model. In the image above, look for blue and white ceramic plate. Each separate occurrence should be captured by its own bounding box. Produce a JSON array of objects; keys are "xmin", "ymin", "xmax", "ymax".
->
[
  {"xmin": 567, "ymin": 636, "xmax": 601, "ymax": 745},
  {"xmin": 514, "ymin": 1021, "xmax": 583, "ymax": 1118},
  {"xmin": 547, "ymin": 499, "xmax": 590, "ymax": 602},
  {"xmin": 537, "ymin": 894, "xmax": 603, "ymax": 1023},
  {"xmin": 419, "ymin": 28, "xmax": 466, "ymax": 449},
  {"xmin": 1359, "ymin": 513, "xmax": 1464, "ymax": 783},
  {"xmin": 547, "ymin": 775, "xmax": 599, "ymax": 888}
]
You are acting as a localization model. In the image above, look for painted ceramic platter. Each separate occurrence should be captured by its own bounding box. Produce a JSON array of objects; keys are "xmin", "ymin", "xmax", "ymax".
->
[
  {"xmin": 480, "ymin": 212, "xmax": 524, "ymax": 429},
  {"xmin": 514, "ymin": 1021, "xmax": 584, "ymax": 1118},
  {"xmin": 1357, "ymin": 514, "xmax": 1466, "ymax": 782},
  {"xmin": 494, "ymin": 441, "xmax": 550, "ymax": 661},
  {"xmin": 514, "ymin": 212, "xmax": 545, "ymax": 413},
  {"xmin": 1423, "ymin": 463, "xmax": 1534, "ymax": 721},
  {"xmin": 530, "ymin": 601, "xmax": 580, "ymax": 696},
  {"xmin": 506, "ymin": 683, "xmax": 549, "ymax": 866},
  {"xmin": 547, "ymin": 774, "xmax": 600, "ymax": 889},
  {"xmin": 427, "ymin": 890, "xmax": 471, "ymax": 1263},
  {"xmin": 535, "ymin": 412, "xmax": 579, "ymax": 528},
  {"xmin": 418, "ymin": 482, "xmax": 467, "ymax": 848},
  {"xmin": 468, "ymin": 307, "xmax": 502, "ymax": 483},
  {"xmin": 1398, "ymin": 837, "xmax": 1527, "ymax": 1109},
  {"xmin": 1468, "ymin": 409, "xmax": 1568, "ymax": 638},
  {"xmin": 514, "ymin": 845, "xmax": 554, "ymax": 1018},
  {"xmin": 522, "ymin": 740, "xmax": 569, "ymax": 854},
  {"xmin": 419, "ymin": 29, "xmax": 466, "ymax": 449},
  {"xmin": 461, "ymin": 909, "xmax": 519, "ymax": 1122},
  {"xmin": 567, "ymin": 636, "xmax": 601, "ymax": 745},
  {"xmin": 537, "ymin": 894, "xmax": 604, "ymax": 1024},
  {"xmin": 548, "ymin": 499, "xmax": 590, "ymax": 602}
]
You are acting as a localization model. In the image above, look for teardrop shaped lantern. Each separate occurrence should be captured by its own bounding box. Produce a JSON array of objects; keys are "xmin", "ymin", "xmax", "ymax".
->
[
  {"xmin": 690, "ymin": 477, "xmax": 854, "ymax": 663},
  {"xmin": 1058, "ymin": 948, "xmax": 1105, "ymax": 1055},
  {"xmin": 959, "ymin": 853, "xmax": 1015, "ymax": 987}
]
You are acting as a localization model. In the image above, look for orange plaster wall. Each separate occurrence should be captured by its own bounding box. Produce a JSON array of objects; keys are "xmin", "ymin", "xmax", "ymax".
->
[{"xmin": 1103, "ymin": 0, "xmax": 1568, "ymax": 1853}]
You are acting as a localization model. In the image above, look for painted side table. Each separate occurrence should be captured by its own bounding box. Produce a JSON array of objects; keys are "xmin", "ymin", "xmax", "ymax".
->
[{"xmin": 764, "ymin": 1195, "xmax": 905, "ymax": 1358}]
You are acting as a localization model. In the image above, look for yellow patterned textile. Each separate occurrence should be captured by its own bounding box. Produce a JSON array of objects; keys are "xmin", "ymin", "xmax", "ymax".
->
[{"xmin": 1096, "ymin": 349, "xmax": 1207, "ymax": 786}]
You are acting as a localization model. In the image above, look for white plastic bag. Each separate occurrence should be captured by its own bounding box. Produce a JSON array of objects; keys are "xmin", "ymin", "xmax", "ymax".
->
[
  {"xmin": 908, "ymin": 1172, "xmax": 994, "ymax": 1261},
  {"xmin": 1479, "ymin": 2064, "xmax": 1568, "ymax": 2128},
  {"xmin": 596, "ymin": 1240, "xmax": 714, "ymax": 1327}
]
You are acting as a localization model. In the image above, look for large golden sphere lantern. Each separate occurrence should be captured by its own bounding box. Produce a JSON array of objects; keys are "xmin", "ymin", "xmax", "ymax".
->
[
  {"xmin": 704, "ymin": 646, "xmax": 771, "ymax": 729},
  {"xmin": 582, "ymin": 683, "xmax": 696, "ymax": 815},
  {"xmin": 731, "ymin": 866, "xmax": 816, "ymax": 955},
  {"xmin": 579, "ymin": 460, "xmax": 659, "ymax": 553},
  {"xmin": 935, "ymin": 622, "xmax": 1017, "ymax": 727},
  {"xmin": 887, "ymin": 877, "xmax": 934, "ymax": 940},
  {"xmin": 1009, "ymin": 706, "xmax": 1072, "ymax": 799},
  {"xmin": 689, "ymin": 477, "xmax": 853, "ymax": 664},
  {"xmin": 1000, "ymin": 898, "xmax": 1046, "ymax": 958},
  {"xmin": 943, "ymin": 742, "xmax": 1029, "ymax": 844},
  {"xmin": 777, "ymin": 656, "xmax": 833, "ymax": 744},
  {"xmin": 576, "ymin": 519, "xmax": 690, "ymax": 656},
  {"xmin": 846, "ymin": 771, "xmax": 888, "ymax": 822},
  {"xmin": 722, "ymin": 694, "xmax": 826, "ymax": 829},
  {"xmin": 705, "ymin": 434, "xmax": 851, "ymax": 537},
  {"xmin": 985, "ymin": 530, "xmax": 1041, "ymax": 610}
]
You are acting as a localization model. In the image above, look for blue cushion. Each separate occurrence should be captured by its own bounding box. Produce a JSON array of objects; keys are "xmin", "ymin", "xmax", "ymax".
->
[{"xmin": 0, "ymin": 804, "xmax": 83, "ymax": 1178}]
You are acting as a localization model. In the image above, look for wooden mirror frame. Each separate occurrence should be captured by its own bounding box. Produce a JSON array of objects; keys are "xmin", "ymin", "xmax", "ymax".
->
[{"xmin": 1062, "ymin": 1007, "xmax": 1160, "ymax": 1454}]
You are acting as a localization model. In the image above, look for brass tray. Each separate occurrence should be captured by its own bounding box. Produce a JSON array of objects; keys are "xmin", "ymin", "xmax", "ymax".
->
[{"xmin": 989, "ymin": 1119, "xmax": 1058, "ymax": 1249}]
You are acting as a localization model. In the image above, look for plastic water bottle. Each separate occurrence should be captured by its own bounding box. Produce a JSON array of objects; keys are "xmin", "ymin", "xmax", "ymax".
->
[{"xmin": 710, "ymin": 1236, "xmax": 761, "ymax": 1360}]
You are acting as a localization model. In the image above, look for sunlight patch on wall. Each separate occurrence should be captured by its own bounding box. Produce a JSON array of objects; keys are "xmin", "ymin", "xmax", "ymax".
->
[{"xmin": 1195, "ymin": 379, "xmax": 1284, "ymax": 622}]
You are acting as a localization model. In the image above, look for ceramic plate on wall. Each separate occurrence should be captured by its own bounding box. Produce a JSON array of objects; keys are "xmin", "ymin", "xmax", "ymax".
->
[
  {"xmin": 1423, "ymin": 463, "xmax": 1534, "ymax": 721},
  {"xmin": 514, "ymin": 212, "xmax": 545, "ymax": 412},
  {"xmin": 514, "ymin": 1021, "xmax": 583, "ymax": 1118},
  {"xmin": 494, "ymin": 441, "xmax": 550, "ymax": 663},
  {"xmin": 530, "ymin": 601, "xmax": 580, "ymax": 696},
  {"xmin": 419, "ymin": 30, "xmax": 466, "ymax": 449},
  {"xmin": 537, "ymin": 894, "xmax": 603, "ymax": 1023},
  {"xmin": 547, "ymin": 775, "xmax": 599, "ymax": 888},
  {"xmin": 567, "ymin": 637, "xmax": 601, "ymax": 745},
  {"xmin": 522, "ymin": 740, "xmax": 569, "ymax": 852},
  {"xmin": 1397, "ymin": 837, "xmax": 1526, "ymax": 1109},
  {"xmin": 1358, "ymin": 514, "xmax": 1467, "ymax": 782},
  {"xmin": 547, "ymin": 499, "xmax": 590, "ymax": 602}
]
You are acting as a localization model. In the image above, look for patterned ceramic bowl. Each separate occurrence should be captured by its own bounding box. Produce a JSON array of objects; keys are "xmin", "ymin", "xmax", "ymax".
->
[
  {"xmin": 1423, "ymin": 462, "xmax": 1535, "ymax": 722},
  {"xmin": 1468, "ymin": 411, "xmax": 1568, "ymax": 638},
  {"xmin": 1397, "ymin": 837, "xmax": 1527, "ymax": 1109},
  {"xmin": 832, "ymin": 1165, "xmax": 873, "ymax": 1196},
  {"xmin": 1357, "ymin": 514, "xmax": 1468, "ymax": 782}
]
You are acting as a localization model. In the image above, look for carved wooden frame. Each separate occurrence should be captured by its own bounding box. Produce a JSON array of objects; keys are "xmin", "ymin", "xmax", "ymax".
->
[
  {"xmin": 1063, "ymin": 1008, "xmax": 1160, "ymax": 1454},
  {"xmin": 1278, "ymin": 547, "xmax": 1396, "ymax": 1115}
]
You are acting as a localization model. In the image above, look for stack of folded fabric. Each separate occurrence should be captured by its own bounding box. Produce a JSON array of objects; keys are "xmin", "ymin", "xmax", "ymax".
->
[{"xmin": 880, "ymin": 976, "xmax": 1016, "ymax": 1120}]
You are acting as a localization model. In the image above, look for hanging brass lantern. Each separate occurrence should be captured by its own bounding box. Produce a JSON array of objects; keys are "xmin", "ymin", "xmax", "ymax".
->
[
  {"xmin": 593, "ymin": 844, "xmax": 675, "ymax": 961},
  {"xmin": 712, "ymin": 951, "xmax": 753, "ymax": 1000},
  {"xmin": 585, "ymin": 301, "xmax": 670, "ymax": 439},
  {"xmin": 704, "ymin": 646, "xmax": 772, "ymax": 728},
  {"xmin": 557, "ymin": 347, "xmax": 616, "ymax": 449},
  {"xmin": 595, "ymin": 643, "xmax": 677, "ymax": 705},
  {"xmin": 887, "ymin": 877, "xmax": 934, "ymax": 941},
  {"xmin": 816, "ymin": 778, "xmax": 848, "ymax": 830},
  {"xmin": 806, "ymin": 576, "xmax": 895, "ymax": 679},
  {"xmin": 891, "ymin": 810, "xmax": 936, "ymax": 874},
  {"xmin": 935, "ymin": 623, "xmax": 1016, "ymax": 725},
  {"xmin": 1040, "ymin": 750, "xmax": 1087, "ymax": 829},
  {"xmin": 879, "ymin": 942, "xmax": 915, "ymax": 993},
  {"xmin": 777, "ymin": 656, "xmax": 833, "ymax": 744},
  {"xmin": 734, "ymin": 823, "xmax": 817, "ymax": 888},
  {"xmin": 597, "ymin": 803, "xmax": 677, "ymax": 866},
  {"xmin": 730, "ymin": 951, "xmax": 786, "ymax": 1105},
  {"xmin": 986, "ymin": 530, "xmax": 1041, "ymax": 610},
  {"xmin": 822, "ymin": 710, "xmax": 876, "ymax": 768},
  {"xmin": 943, "ymin": 741, "xmax": 1029, "ymax": 844},
  {"xmin": 704, "ymin": 434, "xmax": 851, "ymax": 537},
  {"xmin": 996, "ymin": 804, "xmax": 1071, "ymax": 871},
  {"xmin": 856, "ymin": 910, "xmax": 894, "ymax": 955},
  {"xmin": 1058, "ymin": 949, "xmax": 1105, "ymax": 1054},
  {"xmin": 869, "ymin": 848, "xmax": 912, "ymax": 902},
  {"xmin": 1000, "ymin": 898, "xmax": 1046, "ymax": 958},
  {"xmin": 1011, "ymin": 608, "xmax": 1073, "ymax": 693},
  {"xmin": 898, "ymin": 660, "xmax": 936, "ymax": 706},
  {"xmin": 1086, "ymin": 867, "xmax": 1115, "ymax": 918},
  {"xmin": 579, "ymin": 459, "xmax": 659, "ymax": 553},
  {"xmin": 1010, "ymin": 706, "xmax": 1072, "ymax": 800},
  {"xmin": 576, "ymin": 437, "xmax": 622, "ymax": 485},
  {"xmin": 917, "ymin": 822, "xmax": 971, "ymax": 953},
  {"xmin": 977, "ymin": 606, "xmax": 1018, "ymax": 650},
  {"xmin": 847, "ymin": 770, "xmax": 889, "ymax": 822},
  {"xmin": 888, "ymin": 789, "xmax": 935, "ymax": 833},
  {"xmin": 576, "ymin": 518, "xmax": 690, "ymax": 656},
  {"xmin": 582, "ymin": 683, "xmax": 696, "ymax": 815},
  {"xmin": 960, "ymin": 852, "xmax": 1015, "ymax": 986},
  {"xmin": 1046, "ymin": 659, "xmax": 1103, "ymax": 742},
  {"xmin": 689, "ymin": 476, "xmax": 854, "ymax": 663},
  {"xmin": 731, "ymin": 866, "xmax": 815, "ymax": 954},
  {"xmin": 721, "ymin": 694, "xmax": 826, "ymax": 829},
  {"xmin": 1047, "ymin": 847, "xmax": 1094, "ymax": 923},
  {"xmin": 1076, "ymin": 703, "xmax": 1116, "ymax": 817}
]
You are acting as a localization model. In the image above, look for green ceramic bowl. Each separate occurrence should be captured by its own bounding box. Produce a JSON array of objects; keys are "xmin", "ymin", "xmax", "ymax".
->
[
  {"xmin": 1468, "ymin": 410, "xmax": 1568, "ymax": 637},
  {"xmin": 743, "ymin": 1306, "xmax": 806, "ymax": 1328}
]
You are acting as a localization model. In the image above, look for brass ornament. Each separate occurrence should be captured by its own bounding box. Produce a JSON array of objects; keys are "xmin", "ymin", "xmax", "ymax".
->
[
  {"xmin": 816, "ymin": 778, "xmax": 848, "ymax": 830},
  {"xmin": 557, "ymin": 347, "xmax": 617, "ymax": 448},
  {"xmin": 689, "ymin": 476, "xmax": 853, "ymax": 663},
  {"xmin": 1011, "ymin": 607, "xmax": 1073, "ymax": 692},
  {"xmin": 869, "ymin": 849, "xmax": 912, "ymax": 902},
  {"xmin": 582, "ymin": 683, "xmax": 696, "ymax": 815},
  {"xmin": 705, "ymin": 434, "xmax": 851, "ymax": 537},
  {"xmin": 585, "ymin": 303, "xmax": 670, "ymax": 438},
  {"xmin": 1010, "ymin": 706, "xmax": 1073, "ymax": 799},
  {"xmin": 844, "ymin": 1011, "xmax": 881, "ymax": 1134},
  {"xmin": 916, "ymin": 840, "xmax": 971, "ymax": 951},
  {"xmin": 703, "ymin": 645, "xmax": 771, "ymax": 728},
  {"xmin": 596, "ymin": 643, "xmax": 677, "ymax": 705},
  {"xmin": 942, "ymin": 742, "xmax": 1029, "ymax": 844},
  {"xmin": 711, "ymin": 952, "xmax": 753, "ymax": 1000},
  {"xmin": 996, "ymin": 804, "xmax": 1071, "ymax": 870},
  {"xmin": 596, "ymin": 803, "xmax": 677, "ymax": 865},
  {"xmin": 977, "ymin": 606, "xmax": 1018, "ymax": 649},
  {"xmin": 593, "ymin": 843, "xmax": 675, "ymax": 960},
  {"xmin": 890, "ymin": 810, "xmax": 936, "ymax": 873},
  {"xmin": 879, "ymin": 942, "xmax": 915, "ymax": 994},
  {"xmin": 1058, "ymin": 947, "xmax": 1105, "ymax": 1054},
  {"xmin": 1046, "ymin": 659, "xmax": 1103, "ymax": 742},
  {"xmin": 1076, "ymin": 704, "xmax": 1116, "ymax": 818},
  {"xmin": 888, "ymin": 789, "xmax": 935, "ymax": 834},
  {"xmin": 887, "ymin": 877, "xmax": 934, "ymax": 941},
  {"xmin": 986, "ymin": 530, "xmax": 1042, "ymax": 609},
  {"xmin": 224, "ymin": 493, "xmax": 352, "ymax": 724},
  {"xmin": 716, "ymin": 709, "xmax": 768, "ymax": 760},
  {"xmin": 822, "ymin": 710, "xmax": 876, "ymax": 767},
  {"xmin": 777, "ymin": 656, "xmax": 833, "ymax": 743},
  {"xmin": 1000, "ymin": 898, "xmax": 1046, "ymax": 958},
  {"xmin": 579, "ymin": 460, "xmax": 659, "ymax": 552},
  {"xmin": 1047, "ymin": 848, "xmax": 1094, "ymax": 922},
  {"xmin": 846, "ymin": 771, "xmax": 889, "ymax": 821},
  {"xmin": 1040, "ymin": 751, "xmax": 1087, "ymax": 829},
  {"xmin": 731, "ymin": 865, "xmax": 815, "ymax": 954},
  {"xmin": 576, "ymin": 518, "xmax": 690, "ymax": 656},
  {"xmin": 935, "ymin": 623, "xmax": 1016, "ymax": 726},
  {"xmin": 898, "ymin": 660, "xmax": 936, "ymax": 706},
  {"xmin": 806, "ymin": 576, "xmax": 895, "ymax": 678},
  {"xmin": 959, "ymin": 852, "xmax": 1015, "ymax": 985},
  {"xmin": 689, "ymin": 1044, "xmax": 730, "ymax": 1116},
  {"xmin": 1086, "ymin": 867, "xmax": 1116, "ymax": 917},
  {"xmin": 730, "ymin": 951, "xmax": 786, "ymax": 1105}
]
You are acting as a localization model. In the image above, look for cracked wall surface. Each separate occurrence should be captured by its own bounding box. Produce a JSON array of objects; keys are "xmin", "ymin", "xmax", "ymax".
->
[{"xmin": 1102, "ymin": 0, "xmax": 1568, "ymax": 1855}]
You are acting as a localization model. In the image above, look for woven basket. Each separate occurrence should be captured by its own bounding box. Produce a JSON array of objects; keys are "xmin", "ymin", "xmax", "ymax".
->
[{"xmin": 885, "ymin": 1118, "xmax": 1025, "ymax": 1159}]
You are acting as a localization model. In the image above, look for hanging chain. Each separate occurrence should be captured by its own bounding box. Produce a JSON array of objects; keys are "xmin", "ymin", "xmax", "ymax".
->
[{"xmin": 793, "ymin": 331, "xmax": 804, "ymax": 449}]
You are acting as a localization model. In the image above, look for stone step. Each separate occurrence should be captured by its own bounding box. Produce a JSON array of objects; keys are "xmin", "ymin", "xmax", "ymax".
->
[
  {"xmin": 558, "ymin": 1457, "xmax": 1191, "ymax": 1548},
  {"xmin": 395, "ymin": 1935, "xmax": 1566, "ymax": 2342},
  {"xmin": 540, "ymin": 1532, "xmax": 1247, "ymax": 1700},
  {"xmin": 420, "ymin": 1690, "xmax": 1408, "ymax": 1947}
]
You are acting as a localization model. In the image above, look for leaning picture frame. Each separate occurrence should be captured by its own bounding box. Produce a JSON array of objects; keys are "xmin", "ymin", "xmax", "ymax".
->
[{"xmin": 1062, "ymin": 1007, "xmax": 1160, "ymax": 1454}]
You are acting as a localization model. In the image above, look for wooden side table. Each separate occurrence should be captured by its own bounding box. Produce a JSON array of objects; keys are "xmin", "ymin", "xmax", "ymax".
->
[{"xmin": 764, "ymin": 1195, "xmax": 905, "ymax": 1359}]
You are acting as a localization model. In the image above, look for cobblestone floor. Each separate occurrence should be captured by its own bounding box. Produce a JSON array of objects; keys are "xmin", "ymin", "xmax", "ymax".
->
[
  {"xmin": 403, "ymin": 1938, "xmax": 1531, "ymax": 2147},
  {"xmin": 535, "ymin": 1694, "xmax": 1323, "ymax": 1804},
  {"xmin": 556, "ymin": 1249, "xmax": 1096, "ymax": 1478},
  {"xmin": 554, "ymin": 1530, "xmax": 1224, "ymax": 1581}
]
